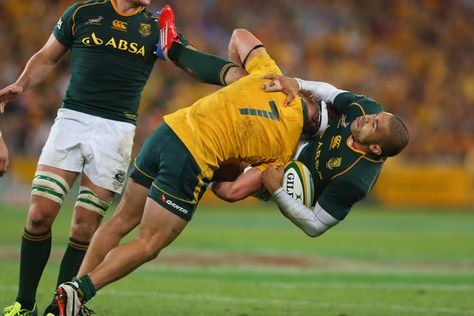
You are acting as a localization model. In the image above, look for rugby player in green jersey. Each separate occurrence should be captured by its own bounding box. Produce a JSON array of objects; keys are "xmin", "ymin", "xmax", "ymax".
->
[
  {"xmin": 0, "ymin": 2, "xmax": 245, "ymax": 316},
  {"xmin": 257, "ymin": 74, "xmax": 409, "ymax": 237}
]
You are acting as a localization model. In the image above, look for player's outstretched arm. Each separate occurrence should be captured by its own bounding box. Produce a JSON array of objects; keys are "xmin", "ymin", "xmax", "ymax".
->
[
  {"xmin": 0, "ymin": 34, "xmax": 68, "ymax": 112},
  {"xmin": 261, "ymin": 74, "xmax": 347, "ymax": 106},
  {"xmin": 156, "ymin": 5, "xmax": 246, "ymax": 86},
  {"xmin": 262, "ymin": 166, "xmax": 339, "ymax": 238}
]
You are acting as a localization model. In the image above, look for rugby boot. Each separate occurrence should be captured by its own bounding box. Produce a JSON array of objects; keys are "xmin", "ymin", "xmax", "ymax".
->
[
  {"xmin": 55, "ymin": 283, "xmax": 81, "ymax": 316},
  {"xmin": 3, "ymin": 302, "xmax": 38, "ymax": 316}
]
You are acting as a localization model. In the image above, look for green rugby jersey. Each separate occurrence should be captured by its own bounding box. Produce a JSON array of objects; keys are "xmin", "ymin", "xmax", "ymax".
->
[
  {"xmin": 53, "ymin": 0, "xmax": 159, "ymax": 123},
  {"xmin": 297, "ymin": 92, "xmax": 385, "ymax": 220}
]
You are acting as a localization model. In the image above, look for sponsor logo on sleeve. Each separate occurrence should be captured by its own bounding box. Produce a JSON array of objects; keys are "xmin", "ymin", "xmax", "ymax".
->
[{"xmin": 56, "ymin": 17, "xmax": 63, "ymax": 30}]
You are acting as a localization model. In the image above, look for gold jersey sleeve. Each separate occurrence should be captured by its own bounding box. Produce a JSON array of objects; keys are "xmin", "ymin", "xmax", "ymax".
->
[{"xmin": 164, "ymin": 54, "xmax": 307, "ymax": 179}]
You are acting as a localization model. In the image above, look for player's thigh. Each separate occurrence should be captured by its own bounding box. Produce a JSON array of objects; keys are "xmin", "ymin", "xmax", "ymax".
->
[
  {"xmin": 83, "ymin": 116, "xmax": 135, "ymax": 195},
  {"xmin": 137, "ymin": 197, "xmax": 188, "ymax": 256},
  {"xmin": 38, "ymin": 109, "xmax": 91, "ymax": 173},
  {"xmin": 107, "ymin": 179, "xmax": 149, "ymax": 235}
]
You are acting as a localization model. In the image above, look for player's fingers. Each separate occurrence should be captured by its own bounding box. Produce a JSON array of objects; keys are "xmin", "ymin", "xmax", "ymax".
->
[
  {"xmin": 262, "ymin": 82, "xmax": 281, "ymax": 92},
  {"xmin": 263, "ymin": 74, "xmax": 280, "ymax": 81},
  {"xmin": 261, "ymin": 81, "xmax": 274, "ymax": 90},
  {"xmin": 0, "ymin": 102, "xmax": 5, "ymax": 113},
  {"xmin": 284, "ymin": 94, "xmax": 296, "ymax": 106}
]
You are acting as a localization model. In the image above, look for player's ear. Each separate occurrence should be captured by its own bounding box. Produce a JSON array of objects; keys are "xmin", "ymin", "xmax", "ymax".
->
[{"xmin": 369, "ymin": 144, "xmax": 382, "ymax": 156}]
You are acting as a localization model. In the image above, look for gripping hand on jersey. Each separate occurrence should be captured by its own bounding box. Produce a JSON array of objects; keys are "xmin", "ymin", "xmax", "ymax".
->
[{"xmin": 261, "ymin": 74, "xmax": 300, "ymax": 106}]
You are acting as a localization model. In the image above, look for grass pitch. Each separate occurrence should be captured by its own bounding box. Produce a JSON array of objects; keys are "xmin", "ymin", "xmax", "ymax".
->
[{"xmin": 0, "ymin": 202, "xmax": 473, "ymax": 315}]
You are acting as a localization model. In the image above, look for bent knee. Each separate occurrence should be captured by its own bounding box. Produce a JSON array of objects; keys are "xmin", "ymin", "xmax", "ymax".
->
[
  {"xmin": 133, "ymin": 239, "xmax": 161, "ymax": 262},
  {"xmin": 70, "ymin": 214, "xmax": 102, "ymax": 241},
  {"xmin": 109, "ymin": 210, "xmax": 142, "ymax": 235},
  {"xmin": 27, "ymin": 201, "xmax": 59, "ymax": 232}
]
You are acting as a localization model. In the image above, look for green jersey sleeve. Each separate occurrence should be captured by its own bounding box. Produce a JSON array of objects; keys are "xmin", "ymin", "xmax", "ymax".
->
[
  {"xmin": 317, "ymin": 178, "xmax": 366, "ymax": 220},
  {"xmin": 333, "ymin": 92, "xmax": 383, "ymax": 119},
  {"xmin": 53, "ymin": 3, "xmax": 82, "ymax": 46}
]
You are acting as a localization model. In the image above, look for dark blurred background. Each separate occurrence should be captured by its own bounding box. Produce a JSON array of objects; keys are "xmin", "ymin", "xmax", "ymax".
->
[{"xmin": 0, "ymin": 0, "xmax": 473, "ymax": 207}]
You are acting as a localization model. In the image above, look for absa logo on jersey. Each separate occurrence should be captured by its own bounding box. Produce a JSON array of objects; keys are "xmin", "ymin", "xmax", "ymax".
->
[{"xmin": 81, "ymin": 32, "xmax": 146, "ymax": 56}]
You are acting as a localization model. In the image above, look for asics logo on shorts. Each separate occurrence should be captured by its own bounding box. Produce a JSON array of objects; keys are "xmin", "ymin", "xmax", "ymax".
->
[{"xmin": 160, "ymin": 194, "xmax": 189, "ymax": 214}]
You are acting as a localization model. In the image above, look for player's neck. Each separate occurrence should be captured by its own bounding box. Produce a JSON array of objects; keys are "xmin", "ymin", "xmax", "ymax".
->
[
  {"xmin": 348, "ymin": 135, "xmax": 369, "ymax": 154},
  {"xmin": 112, "ymin": 0, "xmax": 143, "ymax": 15}
]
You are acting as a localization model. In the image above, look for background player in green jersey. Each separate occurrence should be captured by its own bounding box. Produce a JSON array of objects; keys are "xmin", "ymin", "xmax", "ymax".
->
[
  {"xmin": 256, "ymin": 74, "xmax": 409, "ymax": 237},
  {"xmin": 0, "ymin": 2, "xmax": 245, "ymax": 316}
]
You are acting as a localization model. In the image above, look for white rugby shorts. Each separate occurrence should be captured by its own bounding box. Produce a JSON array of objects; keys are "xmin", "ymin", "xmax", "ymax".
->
[{"xmin": 38, "ymin": 109, "xmax": 135, "ymax": 193}]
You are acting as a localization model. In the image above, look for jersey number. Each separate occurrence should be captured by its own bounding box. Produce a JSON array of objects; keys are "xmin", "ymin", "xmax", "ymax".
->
[{"xmin": 239, "ymin": 101, "xmax": 280, "ymax": 121}]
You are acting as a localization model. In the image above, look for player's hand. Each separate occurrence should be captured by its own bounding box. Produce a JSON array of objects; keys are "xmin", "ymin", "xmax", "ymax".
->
[
  {"xmin": 0, "ymin": 84, "xmax": 23, "ymax": 113},
  {"xmin": 261, "ymin": 74, "xmax": 299, "ymax": 106},
  {"xmin": 0, "ymin": 135, "xmax": 9, "ymax": 177},
  {"xmin": 262, "ymin": 164, "xmax": 284, "ymax": 193}
]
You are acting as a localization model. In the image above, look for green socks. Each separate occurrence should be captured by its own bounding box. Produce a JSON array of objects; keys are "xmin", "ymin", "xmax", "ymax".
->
[
  {"xmin": 75, "ymin": 274, "xmax": 97, "ymax": 303},
  {"xmin": 168, "ymin": 42, "xmax": 237, "ymax": 86},
  {"xmin": 17, "ymin": 228, "xmax": 52, "ymax": 311},
  {"xmin": 43, "ymin": 237, "xmax": 90, "ymax": 315},
  {"xmin": 56, "ymin": 237, "xmax": 90, "ymax": 286}
]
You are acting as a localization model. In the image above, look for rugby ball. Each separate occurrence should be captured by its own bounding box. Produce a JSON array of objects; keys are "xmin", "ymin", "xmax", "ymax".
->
[{"xmin": 282, "ymin": 161, "xmax": 314, "ymax": 207}]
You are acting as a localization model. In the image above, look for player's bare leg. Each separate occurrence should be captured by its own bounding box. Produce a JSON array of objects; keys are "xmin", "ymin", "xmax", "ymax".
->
[
  {"xmin": 90, "ymin": 198, "xmax": 187, "ymax": 289},
  {"xmin": 3, "ymin": 165, "xmax": 78, "ymax": 316},
  {"xmin": 56, "ymin": 199, "xmax": 187, "ymax": 315},
  {"xmin": 77, "ymin": 179, "xmax": 148, "ymax": 276}
]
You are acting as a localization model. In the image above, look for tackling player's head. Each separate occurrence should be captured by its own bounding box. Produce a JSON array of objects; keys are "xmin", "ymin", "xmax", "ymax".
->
[{"xmin": 351, "ymin": 112, "xmax": 409, "ymax": 157}]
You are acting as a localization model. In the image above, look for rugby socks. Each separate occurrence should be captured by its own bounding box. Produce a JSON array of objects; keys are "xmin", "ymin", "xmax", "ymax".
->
[
  {"xmin": 43, "ymin": 238, "xmax": 90, "ymax": 315},
  {"xmin": 56, "ymin": 237, "xmax": 90, "ymax": 286},
  {"xmin": 74, "ymin": 274, "xmax": 96, "ymax": 303},
  {"xmin": 16, "ymin": 228, "xmax": 52, "ymax": 311},
  {"xmin": 168, "ymin": 42, "xmax": 238, "ymax": 86}
]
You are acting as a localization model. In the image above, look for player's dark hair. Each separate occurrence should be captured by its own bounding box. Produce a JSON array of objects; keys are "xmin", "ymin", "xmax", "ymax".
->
[{"xmin": 380, "ymin": 115, "xmax": 409, "ymax": 157}]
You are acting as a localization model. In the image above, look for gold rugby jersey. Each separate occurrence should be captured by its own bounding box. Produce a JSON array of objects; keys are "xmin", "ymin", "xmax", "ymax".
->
[{"xmin": 164, "ymin": 53, "xmax": 309, "ymax": 179}]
